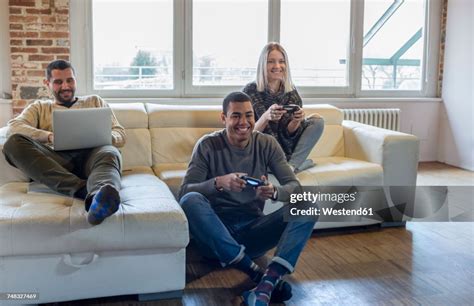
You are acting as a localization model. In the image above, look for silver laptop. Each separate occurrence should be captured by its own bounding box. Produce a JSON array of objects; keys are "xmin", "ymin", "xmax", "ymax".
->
[{"xmin": 53, "ymin": 108, "xmax": 112, "ymax": 151}]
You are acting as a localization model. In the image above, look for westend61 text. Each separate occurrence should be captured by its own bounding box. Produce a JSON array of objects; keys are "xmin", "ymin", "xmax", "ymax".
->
[{"xmin": 290, "ymin": 207, "xmax": 374, "ymax": 216}]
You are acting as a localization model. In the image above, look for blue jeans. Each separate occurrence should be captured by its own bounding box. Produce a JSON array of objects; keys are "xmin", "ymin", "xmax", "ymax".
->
[
  {"xmin": 180, "ymin": 192, "xmax": 316, "ymax": 273},
  {"xmin": 289, "ymin": 116, "xmax": 325, "ymax": 170}
]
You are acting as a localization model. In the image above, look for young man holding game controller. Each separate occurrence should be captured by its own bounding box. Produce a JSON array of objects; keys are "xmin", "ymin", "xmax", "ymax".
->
[{"xmin": 179, "ymin": 91, "xmax": 316, "ymax": 306}]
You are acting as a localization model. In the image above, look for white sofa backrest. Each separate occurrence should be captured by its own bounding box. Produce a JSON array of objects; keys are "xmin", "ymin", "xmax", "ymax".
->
[
  {"xmin": 302, "ymin": 104, "xmax": 345, "ymax": 159},
  {"xmin": 147, "ymin": 104, "xmax": 223, "ymax": 166},
  {"xmin": 110, "ymin": 103, "xmax": 152, "ymax": 170},
  {"xmin": 146, "ymin": 103, "xmax": 345, "ymax": 167}
]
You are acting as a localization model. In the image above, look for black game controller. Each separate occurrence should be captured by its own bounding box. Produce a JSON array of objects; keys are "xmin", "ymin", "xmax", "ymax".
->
[
  {"xmin": 240, "ymin": 175, "xmax": 266, "ymax": 187},
  {"xmin": 282, "ymin": 104, "xmax": 300, "ymax": 114}
]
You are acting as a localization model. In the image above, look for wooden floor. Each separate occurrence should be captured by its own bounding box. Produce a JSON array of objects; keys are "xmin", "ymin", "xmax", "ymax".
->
[
  {"xmin": 45, "ymin": 162, "xmax": 474, "ymax": 306},
  {"xmin": 417, "ymin": 162, "xmax": 474, "ymax": 186}
]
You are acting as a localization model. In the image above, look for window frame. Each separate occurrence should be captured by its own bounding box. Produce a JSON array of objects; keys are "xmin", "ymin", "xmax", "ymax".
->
[
  {"xmin": 356, "ymin": 0, "xmax": 441, "ymax": 97},
  {"xmin": 70, "ymin": 0, "xmax": 441, "ymax": 98}
]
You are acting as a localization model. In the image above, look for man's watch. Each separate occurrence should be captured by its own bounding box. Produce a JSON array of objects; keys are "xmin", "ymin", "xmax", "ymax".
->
[
  {"xmin": 214, "ymin": 177, "xmax": 224, "ymax": 192},
  {"xmin": 271, "ymin": 187, "xmax": 278, "ymax": 201}
]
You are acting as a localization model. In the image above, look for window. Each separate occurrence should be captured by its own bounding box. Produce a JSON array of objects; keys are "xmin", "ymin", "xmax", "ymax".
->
[
  {"xmin": 280, "ymin": 0, "xmax": 351, "ymax": 87},
  {"xmin": 92, "ymin": 0, "xmax": 173, "ymax": 90},
  {"xmin": 76, "ymin": 0, "xmax": 440, "ymax": 98},
  {"xmin": 362, "ymin": 0, "xmax": 426, "ymax": 90},
  {"xmin": 192, "ymin": 0, "xmax": 267, "ymax": 87}
]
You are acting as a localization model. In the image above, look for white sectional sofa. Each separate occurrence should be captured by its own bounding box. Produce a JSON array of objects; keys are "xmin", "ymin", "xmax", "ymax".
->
[{"xmin": 0, "ymin": 103, "xmax": 419, "ymax": 304}]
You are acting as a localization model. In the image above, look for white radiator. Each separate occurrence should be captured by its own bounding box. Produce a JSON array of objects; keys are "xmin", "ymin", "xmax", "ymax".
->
[{"xmin": 343, "ymin": 108, "xmax": 400, "ymax": 131}]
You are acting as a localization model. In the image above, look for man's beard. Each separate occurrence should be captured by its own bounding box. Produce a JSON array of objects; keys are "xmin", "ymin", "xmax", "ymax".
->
[{"xmin": 54, "ymin": 89, "xmax": 76, "ymax": 105}]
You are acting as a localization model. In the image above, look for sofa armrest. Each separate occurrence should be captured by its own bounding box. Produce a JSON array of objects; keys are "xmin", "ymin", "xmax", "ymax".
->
[
  {"xmin": 0, "ymin": 126, "xmax": 29, "ymax": 186},
  {"xmin": 343, "ymin": 120, "xmax": 419, "ymax": 186}
]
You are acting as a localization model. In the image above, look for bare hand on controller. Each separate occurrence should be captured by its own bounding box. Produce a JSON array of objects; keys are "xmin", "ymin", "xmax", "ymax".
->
[
  {"xmin": 256, "ymin": 175, "xmax": 275, "ymax": 201},
  {"xmin": 215, "ymin": 173, "xmax": 247, "ymax": 192},
  {"xmin": 265, "ymin": 104, "xmax": 286, "ymax": 122},
  {"xmin": 291, "ymin": 107, "xmax": 305, "ymax": 123}
]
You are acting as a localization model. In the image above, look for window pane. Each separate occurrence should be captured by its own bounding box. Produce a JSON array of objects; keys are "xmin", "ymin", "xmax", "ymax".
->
[
  {"xmin": 362, "ymin": 0, "xmax": 425, "ymax": 90},
  {"xmin": 280, "ymin": 0, "xmax": 351, "ymax": 87},
  {"xmin": 93, "ymin": 0, "xmax": 173, "ymax": 90},
  {"xmin": 193, "ymin": 0, "xmax": 267, "ymax": 86}
]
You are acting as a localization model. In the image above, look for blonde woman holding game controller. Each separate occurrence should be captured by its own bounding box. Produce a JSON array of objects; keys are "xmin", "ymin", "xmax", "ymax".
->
[{"xmin": 243, "ymin": 42, "xmax": 324, "ymax": 173}]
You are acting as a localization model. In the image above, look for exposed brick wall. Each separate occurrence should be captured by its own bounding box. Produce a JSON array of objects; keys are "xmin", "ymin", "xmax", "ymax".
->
[
  {"xmin": 9, "ymin": 0, "xmax": 70, "ymax": 116},
  {"xmin": 437, "ymin": 0, "xmax": 448, "ymax": 97}
]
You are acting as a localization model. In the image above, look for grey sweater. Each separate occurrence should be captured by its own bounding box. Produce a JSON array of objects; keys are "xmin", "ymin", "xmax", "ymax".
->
[{"xmin": 179, "ymin": 129, "xmax": 300, "ymax": 218}]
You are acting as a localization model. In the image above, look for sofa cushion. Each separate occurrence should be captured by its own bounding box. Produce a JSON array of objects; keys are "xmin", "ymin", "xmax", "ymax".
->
[
  {"xmin": 109, "ymin": 103, "xmax": 152, "ymax": 170},
  {"xmin": 147, "ymin": 104, "xmax": 223, "ymax": 166},
  {"xmin": 297, "ymin": 157, "xmax": 383, "ymax": 186},
  {"xmin": 308, "ymin": 125, "xmax": 345, "ymax": 158},
  {"xmin": 120, "ymin": 129, "xmax": 152, "ymax": 170},
  {"xmin": 147, "ymin": 104, "xmax": 223, "ymax": 128},
  {"xmin": 151, "ymin": 127, "xmax": 220, "ymax": 165},
  {"xmin": 0, "ymin": 167, "xmax": 189, "ymax": 257},
  {"xmin": 153, "ymin": 163, "xmax": 189, "ymax": 198},
  {"xmin": 110, "ymin": 103, "xmax": 149, "ymax": 129},
  {"xmin": 303, "ymin": 104, "xmax": 343, "ymax": 125}
]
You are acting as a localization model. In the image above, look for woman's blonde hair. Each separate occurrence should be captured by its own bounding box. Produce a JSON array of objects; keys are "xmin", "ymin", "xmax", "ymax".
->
[{"xmin": 256, "ymin": 42, "xmax": 295, "ymax": 93}]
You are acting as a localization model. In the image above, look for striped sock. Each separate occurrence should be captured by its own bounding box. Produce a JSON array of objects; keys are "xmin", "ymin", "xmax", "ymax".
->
[
  {"xmin": 242, "ymin": 262, "xmax": 289, "ymax": 306},
  {"xmin": 232, "ymin": 255, "xmax": 264, "ymax": 282}
]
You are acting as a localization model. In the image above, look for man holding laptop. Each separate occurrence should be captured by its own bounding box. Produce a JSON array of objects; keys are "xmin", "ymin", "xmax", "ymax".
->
[{"xmin": 2, "ymin": 60, "xmax": 126, "ymax": 226}]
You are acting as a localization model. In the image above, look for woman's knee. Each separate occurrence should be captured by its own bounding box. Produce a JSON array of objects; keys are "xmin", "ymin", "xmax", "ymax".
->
[
  {"xmin": 306, "ymin": 116, "xmax": 325, "ymax": 134},
  {"xmin": 307, "ymin": 116, "xmax": 324, "ymax": 127}
]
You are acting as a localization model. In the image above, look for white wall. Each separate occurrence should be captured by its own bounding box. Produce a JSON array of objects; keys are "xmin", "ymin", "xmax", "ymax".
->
[
  {"xmin": 0, "ymin": 0, "xmax": 11, "ymax": 99},
  {"xmin": 438, "ymin": 0, "xmax": 474, "ymax": 171},
  {"xmin": 0, "ymin": 0, "xmax": 12, "ymax": 128},
  {"xmin": 0, "ymin": 100, "xmax": 12, "ymax": 127}
]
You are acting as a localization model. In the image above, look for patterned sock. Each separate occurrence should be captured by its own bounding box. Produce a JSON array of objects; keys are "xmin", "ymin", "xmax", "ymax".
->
[
  {"xmin": 270, "ymin": 279, "xmax": 292, "ymax": 303},
  {"xmin": 87, "ymin": 184, "xmax": 120, "ymax": 225},
  {"xmin": 232, "ymin": 255, "xmax": 264, "ymax": 282},
  {"xmin": 242, "ymin": 262, "xmax": 290, "ymax": 306},
  {"xmin": 233, "ymin": 257, "xmax": 292, "ymax": 303}
]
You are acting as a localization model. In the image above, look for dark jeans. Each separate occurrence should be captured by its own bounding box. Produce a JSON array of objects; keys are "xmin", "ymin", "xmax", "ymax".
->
[
  {"xmin": 2, "ymin": 134, "xmax": 122, "ymax": 209},
  {"xmin": 180, "ymin": 192, "xmax": 316, "ymax": 273}
]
